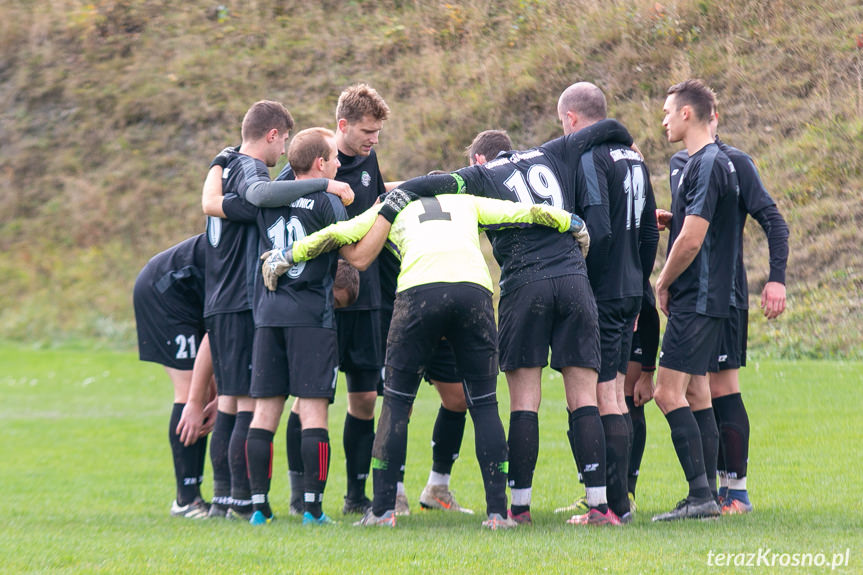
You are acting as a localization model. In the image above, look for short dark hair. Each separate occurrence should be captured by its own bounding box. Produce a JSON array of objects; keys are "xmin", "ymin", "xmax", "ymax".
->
[
  {"xmin": 336, "ymin": 83, "xmax": 390, "ymax": 124},
  {"xmin": 287, "ymin": 128, "xmax": 335, "ymax": 175},
  {"xmin": 667, "ymin": 79, "xmax": 716, "ymax": 123},
  {"xmin": 334, "ymin": 259, "xmax": 360, "ymax": 308},
  {"xmin": 467, "ymin": 130, "xmax": 513, "ymax": 163},
  {"xmin": 241, "ymin": 100, "xmax": 294, "ymax": 141}
]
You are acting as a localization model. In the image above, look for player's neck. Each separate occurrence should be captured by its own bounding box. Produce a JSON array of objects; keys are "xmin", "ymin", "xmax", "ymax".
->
[
  {"xmin": 682, "ymin": 127, "xmax": 714, "ymax": 156},
  {"xmin": 239, "ymin": 141, "xmax": 267, "ymax": 163}
]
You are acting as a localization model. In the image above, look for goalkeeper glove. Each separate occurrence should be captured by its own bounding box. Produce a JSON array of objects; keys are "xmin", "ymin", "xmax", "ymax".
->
[
  {"xmin": 378, "ymin": 188, "xmax": 419, "ymax": 223},
  {"xmin": 569, "ymin": 214, "xmax": 590, "ymax": 258},
  {"xmin": 260, "ymin": 248, "xmax": 294, "ymax": 292}
]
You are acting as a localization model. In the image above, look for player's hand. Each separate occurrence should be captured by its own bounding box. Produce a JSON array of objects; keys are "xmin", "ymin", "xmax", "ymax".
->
[
  {"xmin": 261, "ymin": 248, "xmax": 294, "ymax": 291},
  {"xmin": 633, "ymin": 371, "xmax": 655, "ymax": 406},
  {"xmin": 569, "ymin": 214, "xmax": 590, "ymax": 258},
  {"xmin": 177, "ymin": 402, "xmax": 205, "ymax": 447},
  {"xmin": 379, "ymin": 188, "xmax": 419, "ymax": 223},
  {"xmin": 209, "ymin": 145, "xmax": 239, "ymax": 169},
  {"xmin": 761, "ymin": 281, "xmax": 786, "ymax": 319},
  {"xmin": 199, "ymin": 397, "xmax": 218, "ymax": 437},
  {"xmin": 656, "ymin": 209, "xmax": 672, "ymax": 231},
  {"xmin": 327, "ymin": 180, "xmax": 354, "ymax": 206}
]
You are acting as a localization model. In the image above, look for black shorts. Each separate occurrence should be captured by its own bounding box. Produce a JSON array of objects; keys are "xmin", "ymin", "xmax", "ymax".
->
[
  {"xmin": 205, "ymin": 312, "xmax": 254, "ymax": 397},
  {"xmin": 658, "ymin": 310, "xmax": 723, "ymax": 376},
  {"xmin": 423, "ymin": 338, "xmax": 462, "ymax": 384},
  {"xmin": 336, "ymin": 309, "xmax": 384, "ymax": 375},
  {"xmin": 597, "ymin": 296, "xmax": 641, "ymax": 382},
  {"xmin": 386, "ymin": 282, "xmax": 498, "ymax": 381},
  {"xmin": 709, "ymin": 307, "xmax": 748, "ymax": 372},
  {"xmin": 134, "ymin": 285, "xmax": 205, "ymax": 371},
  {"xmin": 498, "ymin": 275, "xmax": 600, "ymax": 372},
  {"xmin": 250, "ymin": 326, "xmax": 339, "ymax": 400}
]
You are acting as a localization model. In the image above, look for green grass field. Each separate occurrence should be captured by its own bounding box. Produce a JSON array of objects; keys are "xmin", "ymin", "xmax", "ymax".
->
[{"xmin": 2, "ymin": 347, "xmax": 861, "ymax": 574}]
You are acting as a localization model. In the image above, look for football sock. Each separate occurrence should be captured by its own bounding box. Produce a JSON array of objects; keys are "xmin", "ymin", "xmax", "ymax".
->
[
  {"xmin": 210, "ymin": 410, "xmax": 235, "ymax": 507},
  {"xmin": 245, "ymin": 427, "xmax": 274, "ymax": 517},
  {"xmin": 625, "ymin": 396, "xmax": 646, "ymax": 496},
  {"xmin": 286, "ymin": 410, "xmax": 304, "ymax": 510},
  {"xmin": 601, "ymin": 414, "xmax": 631, "ymax": 516},
  {"xmin": 302, "ymin": 428, "xmax": 330, "ymax": 519},
  {"xmin": 713, "ymin": 393, "xmax": 750, "ymax": 489},
  {"xmin": 427, "ymin": 470, "xmax": 450, "ymax": 487},
  {"xmin": 169, "ymin": 403, "xmax": 200, "ymax": 506},
  {"xmin": 229, "ymin": 411, "xmax": 253, "ymax": 512},
  {"xmin": 431, "ymin": 406, "xmax": 466, "ymax": 475},
  {"xmin": 372, "ymin": 395, "xmax": 411, "ymax": 516},
  {"xmin": 468, "ymin": 399, "xmax": 509, "ymax": 517},
  {"xmin": 693, "ymin": 407, "xmax": 720, "ymax": 499},
  {"xmin": 344, "ymin": 412, "xmax": 374, "ymax": 501},
  {"xmin": 664, "ymin": 406, "xmax": 711, "ymax": 500},
  {"xmin": 568, "ymin": 406, "xmax": 606, "ymax": 492},
  {"xmin": 507, "ymin": 410, "xmax": 539, "ymax": 513}
]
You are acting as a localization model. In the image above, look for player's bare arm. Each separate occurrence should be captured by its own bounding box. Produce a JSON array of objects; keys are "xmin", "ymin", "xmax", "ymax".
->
[{"xmin": 655, "ymin": 214, "xmax": 709, "ymax": 316}]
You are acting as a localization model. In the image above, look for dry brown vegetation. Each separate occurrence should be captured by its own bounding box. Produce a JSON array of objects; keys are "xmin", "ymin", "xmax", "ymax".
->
[{"xmin": 1, "ymin": 0, "xmax": 861, "ymax": 356}]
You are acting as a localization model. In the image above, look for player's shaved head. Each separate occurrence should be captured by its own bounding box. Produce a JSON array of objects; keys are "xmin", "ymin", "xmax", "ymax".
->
[{"xmin": 557, "ymin": 82, "xmax": 607, "ymax": 123}]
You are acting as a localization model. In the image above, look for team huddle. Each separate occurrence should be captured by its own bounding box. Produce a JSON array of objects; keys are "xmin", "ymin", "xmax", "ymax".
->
[{"xmin": 133, "ymin": 79, "xmax": 788, "ymax": 529}]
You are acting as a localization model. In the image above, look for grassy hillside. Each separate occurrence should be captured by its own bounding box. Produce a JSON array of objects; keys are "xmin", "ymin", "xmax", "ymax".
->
[{"xmin": 1, "ymin": 0, "xmax": 861, "ymax": 357}]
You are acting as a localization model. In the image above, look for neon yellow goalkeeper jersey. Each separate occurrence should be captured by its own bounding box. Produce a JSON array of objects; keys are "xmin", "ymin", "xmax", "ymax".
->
[{"xmin": 290, "ymin": 194, "xmax": 572, "ymax": 293}]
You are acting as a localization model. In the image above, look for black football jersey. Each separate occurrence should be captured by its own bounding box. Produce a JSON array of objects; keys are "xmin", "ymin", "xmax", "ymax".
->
[
  {"xmin": 667, "ymin": 143, "xmax": 739, "ymax": 317},
  {"xmin": 578, "ymin": 143, "xmax": 658, "ymax": 301},
  {"xmin": 203, "ymin": 154, "xmax": 266, "ymax": 318},
  {"xmin": 253, "ymin": 191, "xmax": 348, "ymax": 328},
  {"xmin": 454, "ymin": 123, "xmax": 633, "ymax": 296},
  {"xmin": 136, "ymin": 234, "xmax": 206, "ymax": 323}
]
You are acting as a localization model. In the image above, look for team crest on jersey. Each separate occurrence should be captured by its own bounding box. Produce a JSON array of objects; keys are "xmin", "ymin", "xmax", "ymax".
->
[{"xmin": 361, "ymin": 171, "xmax": 371, "ymax": 187}]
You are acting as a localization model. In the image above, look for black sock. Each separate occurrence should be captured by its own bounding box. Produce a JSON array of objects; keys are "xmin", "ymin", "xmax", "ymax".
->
[
  {"xmin": 372, "ymin": 396, "xmax": 412, "ymax": 516},
  {"xmin": 568, "ymin": 406, "xmax": 605, "ymax": 491},
  {"xmin": 344, "ymin": 412, "xmax": 374, "ymax": 501},
  {"xmin": 431, "ymin": 406, "xmax": 466, "ymax": 475},
  {"xmin": 693, "ymin": 407, "xmax": 720, "ymax": 499},
  {"xmin": 302, "ymin": 428, "xmax": 330, "ymax": 518},
  {"xmin": 229, "ymin": 411, "xmax": 253, "ymax": 511},
  {"xmin": 210, "ymin": 411, "xmax": 235, "ymax": 507},
  {"xmin": 169, "ymin": 403, "xmax": 200, "ymax": 505},
  {"xmin": 664, "ymin": 406, "xmax": 710, "ymax": 500},
  {"xmin": 601, "ymin": 414, "xmax": 630, "ymax": 516},
  {"xmin": 625, "ymin": 396, "xmax": 646, "ymax": 496},
  {"xmin": 713, "ymin": 393, "xmax": 749, "ymax": 483},
  {"xmin": 507, "ymin": 410, "xmax": 538, "ymax": 514},
  {"xmin": 469, "ymin": 401, "xmax": 509, "ymax": 517},
  {"xmin": 286, "ymin": 410, "xmax": 304, "ymax": 510},
  {"xmin": 245, "ymin": 427, "xmax": 274, "ymax": 517}
]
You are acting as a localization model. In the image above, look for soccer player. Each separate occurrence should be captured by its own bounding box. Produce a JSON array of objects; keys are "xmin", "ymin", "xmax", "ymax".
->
[
  {"xmin": 667, "ymin": 109, "xmax": 789, "ymax": 515},
  {"xmin": 245, "ymin": 128, "xmax": 381, "ymax": 526},
  {"xmin": 651, "ymin": 79, "xmax": 738, "ymax": 521},
  {"xmin": 133, "ymin": 234, "xmax": 215, "ymax": 518},
  {"xmin": 277, "ymin": 84, "xmax": 392, "ymax": 515},
  {"xmin": 262, "ymin": 191, "xmax": 593, "ymax": 530},
  {"xmin": 196, "ymin": 100, "xmax": 297, "ymax": 520},
  {"xmin": 555, "ymin": 82, "xmax": 659, "ymax": 523},
  {"xmin": 387, "ymin": 118, "xmax": 635, "ymax": 525}
]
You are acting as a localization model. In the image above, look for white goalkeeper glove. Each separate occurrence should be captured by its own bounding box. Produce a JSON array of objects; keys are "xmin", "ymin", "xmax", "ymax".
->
[
  {"xmin": 260, "ymin": 248, "xmax": 294, "ymax": 292},
  {"xmin": 569, "ymin": 214, "xmax": 590, "ymax": 258}
]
